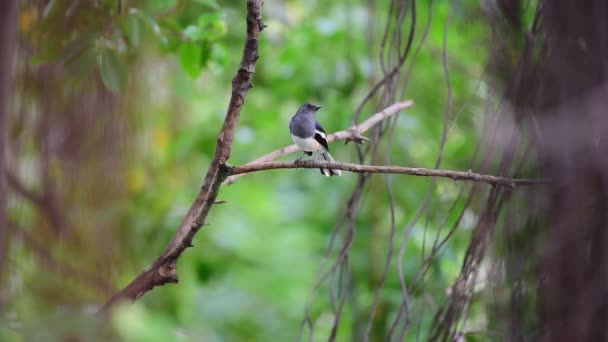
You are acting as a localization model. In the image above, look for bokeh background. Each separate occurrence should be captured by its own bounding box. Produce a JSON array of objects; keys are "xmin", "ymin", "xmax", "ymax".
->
[{"xmin": 6, "ymin": 0, "xmax": 599, "ymax": 341}]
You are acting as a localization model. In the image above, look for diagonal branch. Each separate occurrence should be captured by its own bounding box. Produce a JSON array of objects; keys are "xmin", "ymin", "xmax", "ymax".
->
[
  {"xmin": 223, "ymin": 100, "xmax": 414, "ymax": 185},
  {"xmin": 100, "ymin": 0, "xmax": 265, "ymax": 311},
  {"xmin": 228, "ymin": 160, "xmax": 550, "ymax": 188}
]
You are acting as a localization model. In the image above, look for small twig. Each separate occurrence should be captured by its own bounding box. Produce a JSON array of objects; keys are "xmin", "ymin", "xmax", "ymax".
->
[
  {"xmin": 223, "ymin": 100, "xmax": 414, "ymax": 185},
  {"xmin": 229, "ymin": 160, "xmax": 549, "ymax": 188}
]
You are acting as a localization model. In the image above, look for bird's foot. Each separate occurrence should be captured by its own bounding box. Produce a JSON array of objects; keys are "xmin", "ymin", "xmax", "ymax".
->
[{"xmin": 294, "ymin": 154, "xmax": 305, "ymax": 165}]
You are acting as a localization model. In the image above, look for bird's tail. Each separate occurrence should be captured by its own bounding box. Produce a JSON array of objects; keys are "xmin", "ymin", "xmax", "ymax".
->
[{"xmin": 318, "ymin": 151, "xmax": 341, "ymax": 177}]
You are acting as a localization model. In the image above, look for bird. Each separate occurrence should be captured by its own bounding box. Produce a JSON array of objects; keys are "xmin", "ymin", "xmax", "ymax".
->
[{"xmin": 289, "ymin": 103, "xmax": 341, "ymax": 177}]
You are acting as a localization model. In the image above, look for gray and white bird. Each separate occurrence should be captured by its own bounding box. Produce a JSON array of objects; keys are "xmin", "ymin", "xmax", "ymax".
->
[{"xmin": 289, "ymin": 103, "xmax": 341, "ymax": 177}]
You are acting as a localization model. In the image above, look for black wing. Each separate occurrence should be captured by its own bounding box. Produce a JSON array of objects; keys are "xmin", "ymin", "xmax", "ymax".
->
[{"xmin": 314, "ymin": 121, "xmax": 330, "ymax": 151}]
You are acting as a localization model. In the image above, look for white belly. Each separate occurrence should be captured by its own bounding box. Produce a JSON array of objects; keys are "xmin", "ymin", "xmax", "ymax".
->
[{"xmin": 292, "ymin": 135, "xmax": 321, "ymax": 152}]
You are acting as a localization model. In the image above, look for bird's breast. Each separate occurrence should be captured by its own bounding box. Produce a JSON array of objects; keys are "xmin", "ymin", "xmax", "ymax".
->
[{"xmin": 291, "ymin": 134, "xmax": 321, "ymax": 152}]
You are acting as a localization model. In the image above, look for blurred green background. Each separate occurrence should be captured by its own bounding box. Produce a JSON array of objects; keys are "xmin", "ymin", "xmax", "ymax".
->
[{"xmin": 3, "ymin": 0, "xmax": 501, "ymax": 340}]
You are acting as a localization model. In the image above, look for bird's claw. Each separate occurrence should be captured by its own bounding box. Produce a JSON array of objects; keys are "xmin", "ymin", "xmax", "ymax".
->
[{"xmin": 294, "ymin": 155, "xmax": 304, "ymax": 166}]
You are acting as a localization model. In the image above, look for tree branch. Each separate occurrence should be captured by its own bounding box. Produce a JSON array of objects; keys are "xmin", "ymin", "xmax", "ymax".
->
[
  {"xmin": 223, "ymin": 100, "xmax": 414, "ymax": 185},
  {"xmin": 229, "ymin": 160, "xmax": 549, "ymax": 188},
  {"xmin": 101, "ymin": 0, "xmax": 265, "ymax": 311}
]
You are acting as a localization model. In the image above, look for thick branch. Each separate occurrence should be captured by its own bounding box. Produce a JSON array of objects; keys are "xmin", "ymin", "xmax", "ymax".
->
[
  {"xmin": 101, "ymin": 0, "xmax": 264, "ymax": 311},
  {"xmin": 223, "ymin": 100, "xmax": 414, "ymax": 185},
  {"xmin": 229, "ymin": 160, "xmax": 550, "ymax": 188}
]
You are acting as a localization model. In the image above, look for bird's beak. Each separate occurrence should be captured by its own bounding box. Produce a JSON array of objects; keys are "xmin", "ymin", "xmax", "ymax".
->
[{"xmin": 314, "ymin": 105, "xmax": 322, "ymax": 110}]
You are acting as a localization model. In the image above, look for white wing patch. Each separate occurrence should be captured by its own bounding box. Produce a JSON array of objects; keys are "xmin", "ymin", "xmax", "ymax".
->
[{"xmin": 315, "ymin": 129, "xmax": 327, "ymax": 141}]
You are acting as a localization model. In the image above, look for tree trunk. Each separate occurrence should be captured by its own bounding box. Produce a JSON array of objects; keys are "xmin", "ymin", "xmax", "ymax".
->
[{"xmin": 0, "ymin": 0, "xmax": 18, "ymax": 303}]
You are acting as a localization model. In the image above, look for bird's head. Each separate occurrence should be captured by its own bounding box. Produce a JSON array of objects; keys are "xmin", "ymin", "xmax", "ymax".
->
[
  {"xmin": 305, "ymin": 103, "xmax": 322, "ymax": 111},
  {"xmin": 299, "ymin": 102, "xmax": 322, "ymax": 113}
]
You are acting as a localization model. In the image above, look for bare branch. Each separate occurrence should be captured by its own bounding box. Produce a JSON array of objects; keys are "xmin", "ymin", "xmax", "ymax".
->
[
  {"xmin": 228, "ymin": 160, "xmax": 549, "ymax": 188},
  {"xmin": 100, "ymin": 0, "xmax": 265, "ymax": 311},
  {"xmin": 223, "ymin": 100, "xmax": 414, "ymax": 185}
]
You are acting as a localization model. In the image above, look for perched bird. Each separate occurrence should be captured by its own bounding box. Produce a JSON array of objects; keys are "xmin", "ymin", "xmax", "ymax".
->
[{"xmin": 289, "ymin": 103, "xmax": 341, "ymax": 177}]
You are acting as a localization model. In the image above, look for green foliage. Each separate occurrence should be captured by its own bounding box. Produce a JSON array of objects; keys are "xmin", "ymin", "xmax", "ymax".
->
[
  {"xmin": 126, "ymin": 14, "xmax": 145, "ymax": 48},
  {"xmin": 25, "ymin": 0, "xmax": 227, "ymax": 91},
  {"xmin": 99, "ymin": 48, "xmax": 127, "ymax": 92},
  {"xmin": 5, "ymin": 0, "xmax": 492, "ymax": 340}
]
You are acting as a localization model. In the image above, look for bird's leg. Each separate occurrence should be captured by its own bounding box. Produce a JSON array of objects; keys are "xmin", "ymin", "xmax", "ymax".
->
[
  {"xmin": 295, "ymin": 152, "xmax": 305, "ymax": 162},
  {"xmin": 295, "ymin": 151, "xmax": 314, "ymax": 166},
  {"xmin": 295, "ymin": 151, "xmax": 308, "ymax": 165}
]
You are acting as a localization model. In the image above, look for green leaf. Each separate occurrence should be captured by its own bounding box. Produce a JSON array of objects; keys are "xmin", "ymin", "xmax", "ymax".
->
[
  {"xmin": 197, "ymin": 13, "xmax": 226, "ymax": 40},
  {"xmin": 127, "ymin": 14, "xmax": 144, "ymax": 47},
  {"xmin": 63, "ymin": 34, "xmax": 96, "ymax": 66},
  {"xmin": 130, "ymin": 9, "xmax": 167, "ymax": 44},
  {"xmin": 98, "ymin": 49, "xmax": 127, "ymax": 92},
  {"xmin": 179, "ymin": 42, "xmax": 203, "ymax": 78},
  {"xmin": 66, "ymin": 46, "xmax": 97, "ymax": 80},
  {"xmin": 63, "ymin": 34, "xmax": 98, "ymax": 79}
]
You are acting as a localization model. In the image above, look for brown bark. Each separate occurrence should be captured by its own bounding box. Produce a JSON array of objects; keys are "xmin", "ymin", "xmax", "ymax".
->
[
  {"xmin": 101, "ymin": 0, "xmax": 265, "ymax": 311},
  {"xmin": 229, "ymin": 160, "xmax": 548, "ymax": 188}
]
